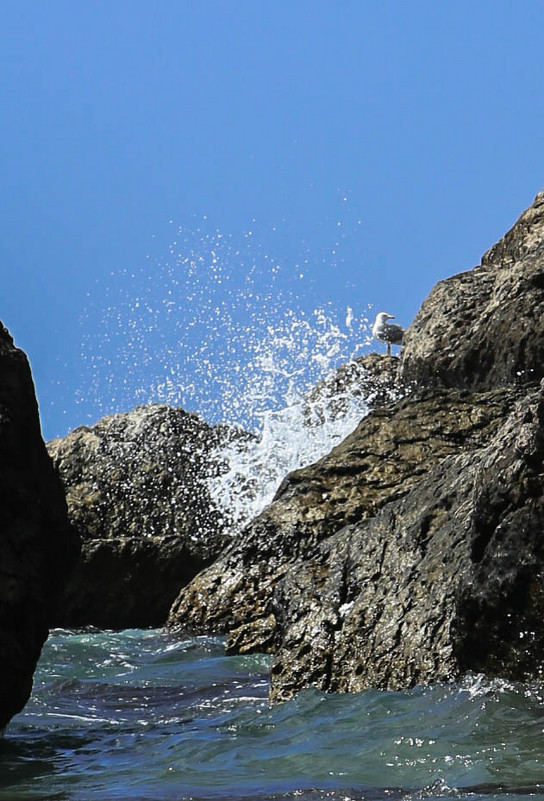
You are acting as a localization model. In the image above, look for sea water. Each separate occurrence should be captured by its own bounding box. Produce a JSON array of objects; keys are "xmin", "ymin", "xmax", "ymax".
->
[
  {"xmin": 5, "ymin": 629, "xmax": 544, "ymax": 800},
  {"xmin": 9, "ymin": 224, "xmax": 544, "ymax": 799}
]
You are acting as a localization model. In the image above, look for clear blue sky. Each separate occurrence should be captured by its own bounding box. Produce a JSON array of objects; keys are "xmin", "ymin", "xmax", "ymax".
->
[{"xmin": 2, "ymin": 1, "xmax": 544, "ymax": 440}]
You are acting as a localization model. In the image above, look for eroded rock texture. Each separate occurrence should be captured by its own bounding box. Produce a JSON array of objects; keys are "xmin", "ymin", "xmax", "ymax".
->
[
  {"xmin": 401, "ymin": 191, "xmax": 544, "ymax": 390},
  {"xmin": 269, "ymin": 384, "xmax": 544, "ymax": 700},
  {"xmin": 48, "ymin": 405, "xmax": 250, "ymax": 628},
  {"xmin": 0, "ymin": 324, "xmax": 76, "ymax": 728},
  {"xmin": 167, "ymin": 386, "xmax": 524, "ymax": 654}
]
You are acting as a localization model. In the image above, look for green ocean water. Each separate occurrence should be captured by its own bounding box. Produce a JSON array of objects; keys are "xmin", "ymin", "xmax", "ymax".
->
[{"xmin": 2, "ymin": 628, "xmax": 544, "ymax": 801}]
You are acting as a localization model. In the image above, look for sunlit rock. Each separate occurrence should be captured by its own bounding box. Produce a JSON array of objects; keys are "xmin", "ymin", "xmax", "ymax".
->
[
  {"xmin": 167, "ymin": 384, "xmax": 522, "ymax": 649},
  {"xmin": 169, "ymin": 191, "xmax": 544, "ymax": 702},
  {"xmin": 270, "ymin": 383, "xmax": 544, "ymax": 700},
  {"xmin": 302, "ymin": 352, "xmax": 403, "ymax": 426},
  {"xmin": 401, "ymin": 191, "xmax": 544, "ymax": 390},
  {"xmin": 47, "ymin": 404, "xmax": 251, "ymax": 628}
]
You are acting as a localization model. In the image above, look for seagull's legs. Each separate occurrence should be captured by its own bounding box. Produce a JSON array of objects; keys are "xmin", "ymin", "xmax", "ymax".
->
[{"xmin": 387, "ymin": 342, "xmax": 391, "ymax": 357}]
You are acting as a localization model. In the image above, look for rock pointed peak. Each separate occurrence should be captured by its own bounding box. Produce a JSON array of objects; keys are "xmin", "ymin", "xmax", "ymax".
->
[
  {"xmin": 481, "ymin": 189, "xmax": 544, "ymax": 268},
  {"xmin": 401, "ymin": 193, "xmax": 544, "ymax": 391}
]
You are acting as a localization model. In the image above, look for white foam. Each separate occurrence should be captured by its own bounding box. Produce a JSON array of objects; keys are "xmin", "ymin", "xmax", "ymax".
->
[{"xmin": 207, "ymin": 366, "xmax": 371, "ymax": 533}]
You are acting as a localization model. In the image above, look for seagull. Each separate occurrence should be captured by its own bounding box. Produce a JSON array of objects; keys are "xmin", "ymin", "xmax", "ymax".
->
[{"xmin": 372, "ymin": 312, "xmax": 404, "ymax": 357}]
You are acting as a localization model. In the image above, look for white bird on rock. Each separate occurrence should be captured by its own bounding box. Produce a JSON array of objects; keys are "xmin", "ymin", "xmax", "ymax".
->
[{"xmin": 372, "ymin": 312, "xmax": 404, "ymax": 357}]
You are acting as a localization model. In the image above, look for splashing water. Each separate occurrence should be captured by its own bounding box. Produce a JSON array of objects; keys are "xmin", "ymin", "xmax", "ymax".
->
[
  {"xmin": 79, "ymin": 217, "xmax": 377, "ymax": 531},
  {"xmin": 202, "ymin": 297, "xmax": 384, "ymax": 530}
]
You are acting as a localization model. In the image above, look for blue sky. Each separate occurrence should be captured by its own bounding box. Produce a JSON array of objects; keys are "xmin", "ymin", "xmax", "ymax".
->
[{"xmin": 2, "ymin": 1, "xmax": 544, "ymax": 440}]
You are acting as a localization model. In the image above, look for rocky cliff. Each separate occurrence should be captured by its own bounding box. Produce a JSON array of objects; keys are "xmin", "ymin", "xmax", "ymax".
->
[
  {"xmin": 0, "ymin": 324, "xmax": 77, "ymax": 729},
  {"xmin": 47, "ymin": 405, "xmax": 251, "ymax": 628},
  {"xmin": 168, "ymin": 191, "xmax": 544, "ymax": 701}
]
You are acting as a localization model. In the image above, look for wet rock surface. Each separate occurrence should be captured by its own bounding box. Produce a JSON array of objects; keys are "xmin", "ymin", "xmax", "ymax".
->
[
  {"xmin": 0, "ymin": 324, "xmax": 76, "ymax": 728},
  {"xmin": 48, "ymin": 405, "xmax": 250, "ymax": 628},
  {"xmin": 270, "ymin": 384, "xmax": 544, "ymax": 700},
  {"xmin": 303, "ymin": 352, "xmax": 403, "ymax": 426}
]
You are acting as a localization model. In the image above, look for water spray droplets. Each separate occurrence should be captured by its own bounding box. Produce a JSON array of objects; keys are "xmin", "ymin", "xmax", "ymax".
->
[{"xmin": 79, "ymin": 215, "xmax": 373, "ymax": 531}]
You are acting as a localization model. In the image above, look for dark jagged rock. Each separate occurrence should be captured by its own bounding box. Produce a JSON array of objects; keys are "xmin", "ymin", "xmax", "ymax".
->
[
  {"xmin": 453, "ymin": 384, "xmax": 544, "ymax": 679},
  {"xmin": 0, "ymin": 323, "xmax": 77, "ymax": 729},
  {"xmin": 167, "ymin": 385, "xmax": 524, "ymax": 651},
  {"xmin": 47, "ymin": 405, "xmax": 251, "ymax": 629},
  {"xmin": 401, "ymin": 191, "xmax": 544, "ymax": 391},
  {"xmin": 269, "ymin": 382, "xmax": 544, "ymax": 701}
]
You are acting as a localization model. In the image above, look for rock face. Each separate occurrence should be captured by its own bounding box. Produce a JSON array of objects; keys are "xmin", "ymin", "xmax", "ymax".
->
[
  {"xmin": 269, "ymin": 383, "xmax": 544, "ymax": 700},
  {"xmin": 401, "ymin": 191, "xmax": 544, "ymax": 390},
  {"xmin": 0, "ymin": 324, "xmax": 76, "ymax": 729},
  {"xmin": 47, "ymin": 405, "xmax": 250, "ymax": 629},
  {"xmin": 167, "ymin": 386, "xmax": 524, "ymax": 649},
  {"xmin": 168, "ymin": 191, "xmax": 544, "ymax": 701}
]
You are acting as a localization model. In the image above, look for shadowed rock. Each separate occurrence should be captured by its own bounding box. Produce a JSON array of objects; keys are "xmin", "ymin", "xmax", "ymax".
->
[{"xmin": 0, "ymin": 323, "xmax": 77, "ymax": 729}]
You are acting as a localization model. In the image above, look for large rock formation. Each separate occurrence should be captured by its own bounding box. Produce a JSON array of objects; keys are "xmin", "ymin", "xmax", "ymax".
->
[
  {"xmin": 0, "ymin": 324, "xmax": 76, "ymax": 729},
  {"xmin": 167, "ymin": 385, "xmax": 524, "ymax": 650},
  {"xmin": 269, "ymin": 382, "xmax": 544, "ymax": 700},
  {"xmin": 167, "ymin": 353, "xmax": 407, "ymax": 646},
  {"xmin": 47, "ymin": 405, "xmax": 250, "ymax": 628},
  {"xmin": 168, "ymin": 191, "xmax": 544, "ymax": 701}
]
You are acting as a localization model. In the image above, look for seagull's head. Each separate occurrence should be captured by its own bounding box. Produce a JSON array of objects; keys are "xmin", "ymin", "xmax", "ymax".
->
[{"xmin": 375, "ymin": 312, "xmax": 395, "ymax": 324}]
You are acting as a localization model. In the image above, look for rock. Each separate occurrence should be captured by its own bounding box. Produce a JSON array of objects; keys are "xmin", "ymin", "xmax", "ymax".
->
[
  {"xmin": 226, "ymin": 614, "xmax": 277, "ymax": 656},
  {"xmin": 0, "ymin": 323, "xmax": 77, "ymax": 729},
  {"xmin": 169, "ymin": 192, "xmax": 544, "ymax": 702},
  {"xmin": 260, "ymin": 191, "xmax": 544, "ymax": 700},
  {"xmin": 47, "ymin": 404, "xmax": 251, "ymax": 629},
  {"xmin": 167, "ymin": 352, "xmax": 404, "ymax": 640},
  {"xmin": 401, "ymin": 191, "xmax": 544, "ymax": 391},
  {"xmin": 269, "ymin": 382, "xmax": 544, "ymax": 701},
  {"xmin": 303, "ymin": 353, "xmax": 403, "ymax": 426},
  {"xmin": 453, "ymin": 382, "xmax": 544, "ymax": 679},
  {"xmin": 167, "ymin": 385, "xmax": 524, "ymax": 651}
]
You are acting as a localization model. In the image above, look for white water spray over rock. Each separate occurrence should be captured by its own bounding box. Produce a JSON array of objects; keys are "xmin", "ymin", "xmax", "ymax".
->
[
  {"xmin": 79, "ymin": 217, "xmax": 375, "ymax": 533},
  {"xmin": 208, "ymin": 374, "xmax": 373, "ymax": 532}
]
